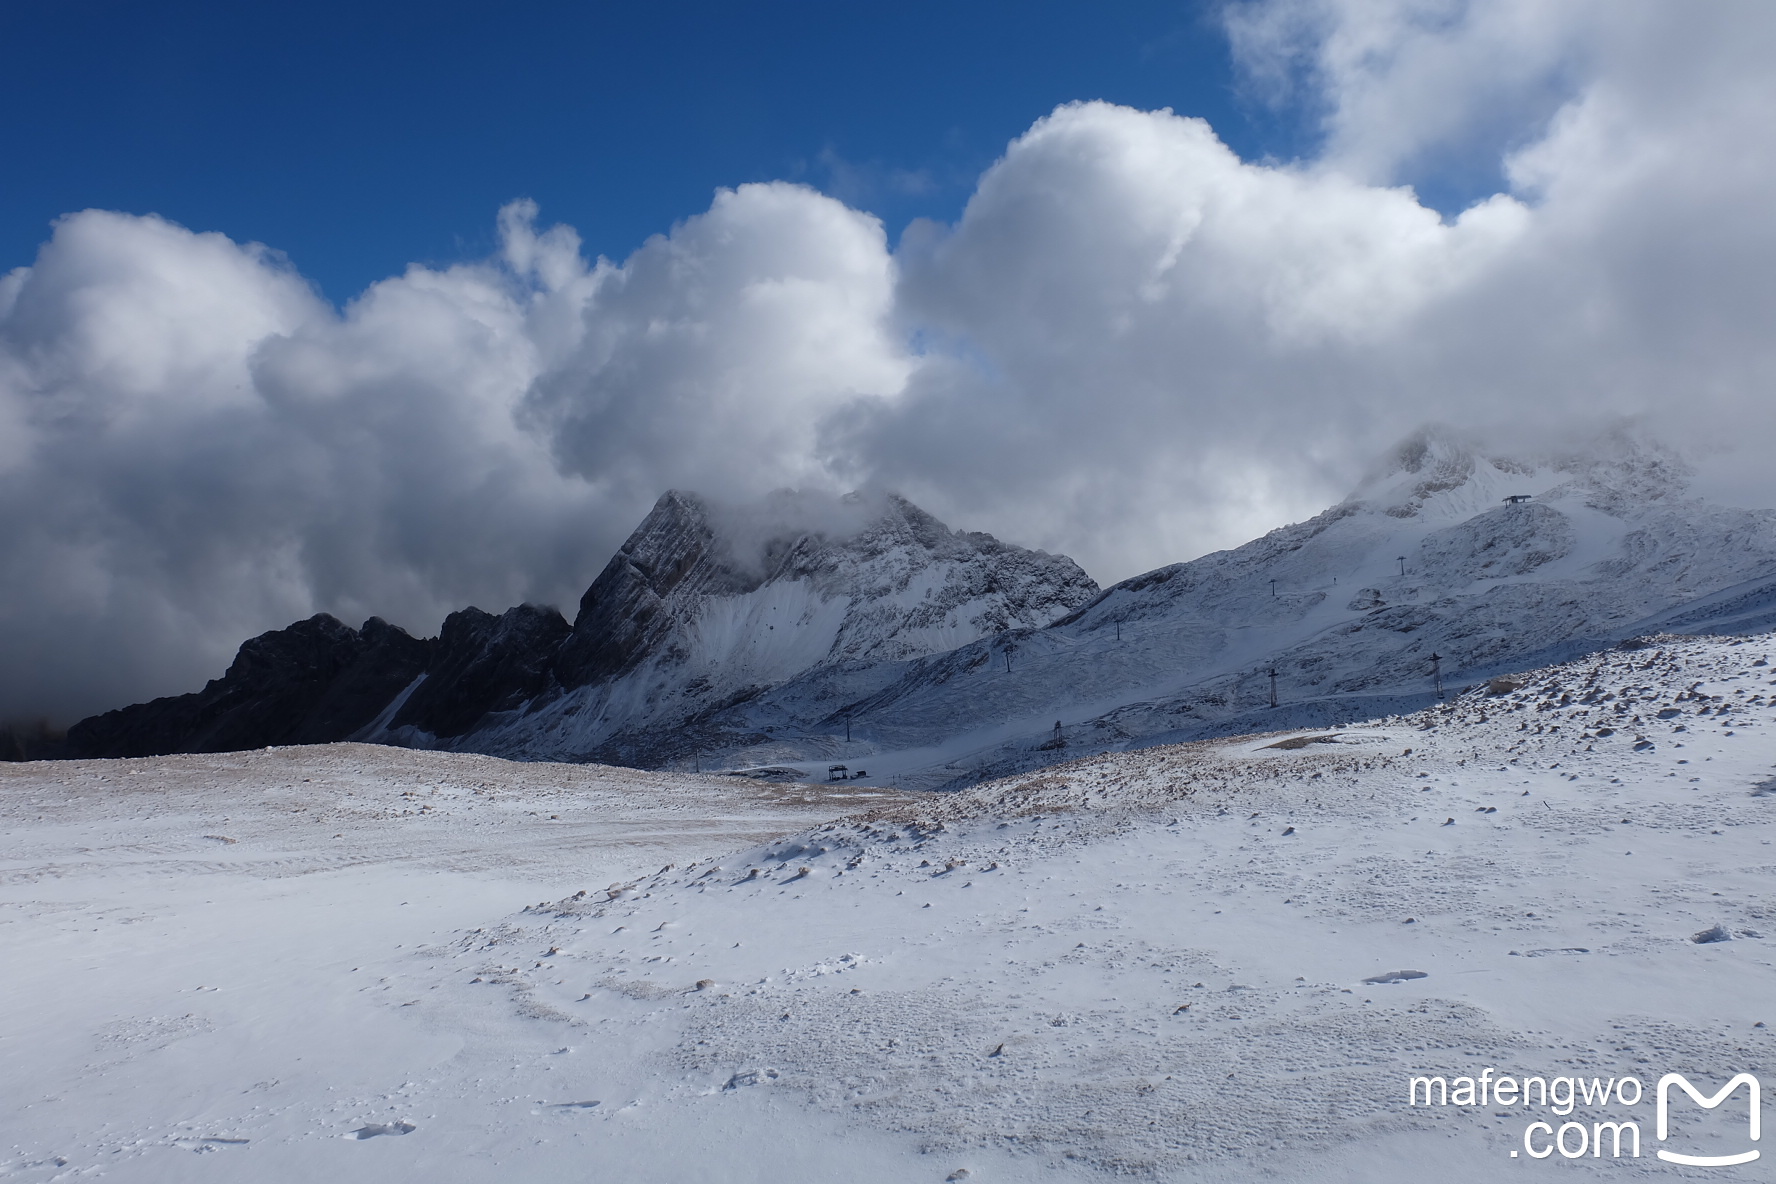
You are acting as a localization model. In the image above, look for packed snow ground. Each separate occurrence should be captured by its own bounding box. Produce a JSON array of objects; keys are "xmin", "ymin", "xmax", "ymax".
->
[
  {"xmin": 0, "ymin": 750, "xmax": 918, "ymax": 1182},
  {"xmin": 7, "ymin": 634, "xmax": 1776, "ymax": 1181}
]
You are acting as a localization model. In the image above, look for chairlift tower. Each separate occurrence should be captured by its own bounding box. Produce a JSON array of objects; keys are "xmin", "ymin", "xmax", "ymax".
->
[
  {"xmin": 1268, "ymin": 668, "xmax": 1279, "ymax": 708},
  {"xmin": 1430, "ymin": 652, "xmax": 1445, "ymax": 700}
]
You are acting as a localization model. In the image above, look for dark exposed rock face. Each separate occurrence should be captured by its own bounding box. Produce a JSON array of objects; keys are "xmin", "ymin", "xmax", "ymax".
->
[
  {"xmin": 63, "ymin": 603, "xmax": 570, "ymax": 757},
  {"xmin": 63, "ymin": 615, "xmax": 432, "ymax": 758},
  {"xmin": 300, "ymin": 616, "xmax": 438, "ymax": 740},
  {"xmin": 391, "ymin": 604, "xmax": 571, "ymax": 738},
  {"xmin": 553, "ymin": 491, "xmax": 736, "ymax": 690}
]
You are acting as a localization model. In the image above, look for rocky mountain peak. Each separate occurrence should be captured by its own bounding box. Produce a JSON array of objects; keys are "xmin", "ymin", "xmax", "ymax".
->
[
  {"xmin": 552, "ymin": 488, "xmax": 1098, "ymax": 692},
  {"xmin": 458, "ymin": 488, "xmax": 1100, "ymax": 762},
  {"xmin": 1346, "ymin": 423, "xmax": 1694, "ymax": 522}
]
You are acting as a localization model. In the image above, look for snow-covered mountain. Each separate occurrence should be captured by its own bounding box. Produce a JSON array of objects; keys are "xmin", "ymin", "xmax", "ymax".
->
[
  {"xmin": 63, "ymin": 428, "xmax": 1776, "ymax": 779},
  {"xmin": 425, "ymin": 489, "xmax": 1099, "ymax": 764},
  {"xmin": 63, "ymin": 490, "xmax": 1098, "ymax": 760},
  {"xmin": 697, "ymin": 427, "xmax": 1776, "ymax": 787}
]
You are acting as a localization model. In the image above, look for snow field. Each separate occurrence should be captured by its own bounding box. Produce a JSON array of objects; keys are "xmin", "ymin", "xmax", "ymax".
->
[
  {"xmin": 5, "ymin": 632, "xmax": 1776, "ymax": 1181},
  {"xmin": 0, "ymin": 747, "xmax": 920, "ymax": 1182}
]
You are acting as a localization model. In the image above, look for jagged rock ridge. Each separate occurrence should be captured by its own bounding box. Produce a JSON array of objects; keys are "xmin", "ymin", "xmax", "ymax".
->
[{"xmin": 62, "ymin": 491, "xmax": 1099, "ymax": 761}]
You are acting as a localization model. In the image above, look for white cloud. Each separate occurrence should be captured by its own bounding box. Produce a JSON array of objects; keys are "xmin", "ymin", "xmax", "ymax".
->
[
  {"xmin": 0, "ymin": 187, "xmax": 905, "ymax": 721},
  {"xmin": 831, "ymin": 100, "xmax": 1530, "ymax": 574},
  {"xmin": 1225, "ymin": 0, "xmax": 1596, "ymax": 188},
  {"xmin": 5, "ymin": 3, "xmax": 1776, "ymax": 721},
  {"xmin": 523, "ymin": 182, "xmax": 908, "ymax": 501}
]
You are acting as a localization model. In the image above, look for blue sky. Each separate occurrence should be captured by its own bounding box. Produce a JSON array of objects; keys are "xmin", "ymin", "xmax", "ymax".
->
[{"xmin": 1, "ymin": 0, "xmax": 1314, "ymax": 302}]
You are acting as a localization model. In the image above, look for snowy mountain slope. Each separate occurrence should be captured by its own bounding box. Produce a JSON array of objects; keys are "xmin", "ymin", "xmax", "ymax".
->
[{"xmin": 714, "ymin": 428, "xmax": 1776, "ymax": 788}]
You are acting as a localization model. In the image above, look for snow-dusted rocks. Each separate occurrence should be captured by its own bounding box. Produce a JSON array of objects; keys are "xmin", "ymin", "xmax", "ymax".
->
[
  {"xmin": 544, "ymin": 486, "xmax": 1088, "ymax": 692},
  {"xmin": 1416, "ymin": 501, "xmax": 1574, "ymax": 580}
]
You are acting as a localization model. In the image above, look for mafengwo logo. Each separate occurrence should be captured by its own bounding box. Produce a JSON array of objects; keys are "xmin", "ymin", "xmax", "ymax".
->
[
  {"xmin": 1657, "ymin": 1074, "xmax": 1760, "ymax": 1167},
  {"xmin": 1407, "ymin": 1069, "xmax": 1761, "ymax": 1164}
]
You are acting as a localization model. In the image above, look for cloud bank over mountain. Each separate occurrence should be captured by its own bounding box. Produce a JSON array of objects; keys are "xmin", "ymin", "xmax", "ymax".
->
[{"xmin": 5, "ymin": 0, "xmax": 1776, "ymax": 722}]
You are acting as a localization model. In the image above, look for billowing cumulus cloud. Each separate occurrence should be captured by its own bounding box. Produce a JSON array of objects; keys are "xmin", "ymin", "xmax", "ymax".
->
[
  {"xmin": 834, "ymin": 100, "xmax": 1530, "ymax": 571},
  {"xmin": 5, "ymin": 0, "xmax": 1776, "ymax": 722},
  {"xmin": 0, "ymin": 186, "xmax": 904, "ymax": 721}
]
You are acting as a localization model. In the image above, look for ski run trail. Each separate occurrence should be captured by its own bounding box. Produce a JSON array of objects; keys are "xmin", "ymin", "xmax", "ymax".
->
[{"xmin": 7, "ymin": 631, "xmax": 1776, "ymax": 1182}]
